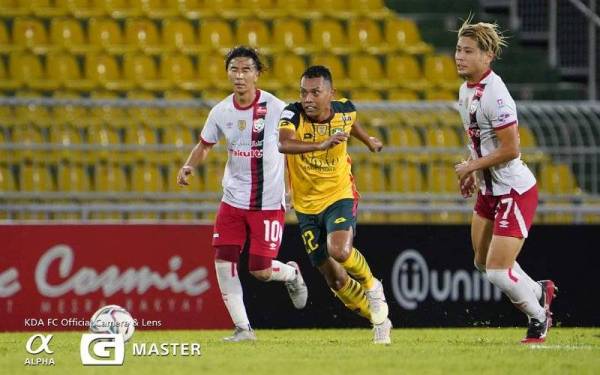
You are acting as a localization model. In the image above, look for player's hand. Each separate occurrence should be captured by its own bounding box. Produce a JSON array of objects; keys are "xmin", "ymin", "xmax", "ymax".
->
[
  {"xmin": 177, "ymin": 165, "xmax": 194, "ymax": 186},
  {"xmin": 318, "ymin": 132, "xmax": 348, "ymax": 151},
  {"xmin": 454, "ymin": 160, "xmax": 473, "ymax": 181},
  {"xmin": 368, "ymin": 136, "xmax": 383, "ymax": 152},
  {"xmin": 459, "ymin": 171, "xmax": 477, "ymax": 198}
]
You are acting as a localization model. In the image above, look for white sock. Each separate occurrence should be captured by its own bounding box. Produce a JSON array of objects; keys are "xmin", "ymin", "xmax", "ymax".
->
[
  {"xmin": 267, "ymin": 260, "xmax": 297, "ymax": 282},
  {"xmin": 214, "ymin": 260, "xmax": 250, "ymax": 329},
  {"xmin": 512, "ymin": 261, "xmax": 542, "ymax": 300},
  {"xmin": 487, "ymin": 268, "xmax": 545, "ymax": 321}
]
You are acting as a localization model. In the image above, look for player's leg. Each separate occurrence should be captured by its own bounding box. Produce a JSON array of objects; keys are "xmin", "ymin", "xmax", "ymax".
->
[
  {"xmin": 471, "ymin": 192, "xmax": 495, "ymax": 274},
  {"xmin": 247, "ymin": 208, "xmax": 308, "ymax": 309},
  {"xmin": 212, "ymin": 202, "xmax": 254, "ymax": 341}
]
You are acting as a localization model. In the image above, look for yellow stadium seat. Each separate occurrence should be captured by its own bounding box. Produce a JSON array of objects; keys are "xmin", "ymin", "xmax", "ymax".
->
[
  {"xmin": 313, "ymin": 0, "xmax": 354, "ymax": 20},
  {"xmin": 203, "ymin": 155, "xmax": 225, "ymax": 191},
  {"xmin": 276, "ymin": 88, "xmax": 300, "ymax": 102},
  {"xmin": 272, "ymin": 19, "xmax": 312, "ymax": 55},
  {"xmin": 540, "ymin": 202, "xmax": 574, "ymax": 224},
  {"xmin": 85, "ymin": 53, "xmax": 134, "ymax": 91},
  {"xmin": 9, "ymin": 53, "xmax": 59, "ymax": 91},
  {"xmin": 49, "ymin": 17, "xmax": 97, "ymax": 55},
  {"xmin": 388, "ymin": 162, "xmax": 424, "ymax": 192},
  {"xmin": 88, "ymin": 90, "xmax": 130, "ymax": 126},
  {"xmin": 31, "ymin": 0, "xmax": 69, "ymax": 18},
  {"xmin": 130, "ymin": 161, "xmax": 164, "ymax": 192},
  {"xmin": 424, "ymin": 54, "xmax": 462, "ymax": 91},
  {"xmin": 88, "ymin": 17, "xmax": 134, "ymax": 55},
  {"xmin": 236, "ymin": 19, "xmax": 273, "ymax": 55},
  {"xmin": 540, "ymin": 163, "xmax": 580, "ymax": 194},
  {"xmin": 12, "ymin": 126, "xmax": 44, "ymax": 161},
  {"xmin": 202, "ymin": 89, "xmax": 229, "ymax": 101},
  {"xmin": 164, "ymin": 89, "xmax": 205, "ymax": 127},
  {"xmin": 87, "ymin": 125, "xmax": 121, "ymax": 162},
  {"xmin": 126, "ymin": 90, "xmax": 169, "ymax": 127},
  {"xmin": 424, "ymin": 89, "xmax": 455, "ymax": 101},
  {"xmin": 197, "ymin": 53, "xmax": 230, "ymax": 91},
  {"xmin": 198, "ymin": 19, "xmax": 234, "ymax": 55},
  {"xmin": 67, "ymin": 0, "xmax": 105, "ymax": 19},
  {"xmin": 273, "ymin": 54, "xmax": 306, "ymax": 88},
  {"xmin": 386, "ymin": 54, "xmax": 429, "ymax": 92},
  {"xmin": 123, "ymin": 53, "xmax": 171, "ymax": 91},
  {"xmin": 162, "ymin": 18, "xmax": 202, "ymax": 55},
  {"xmin": 13, "ymin": 90, "xmax": 51, "ymax": 126},
  {"xmin": 425, "ymin": 127, "xmax": 461, "ymax": 161},
  {"xmin": 428, "ymin": 201, "xmax": 466, "ymax": 224},
  {"xmin": 354, "ymin": 160, "xmax": 386, "ymax": 192},
  {"xmin": 12, "ymin": 18, "xmax": 57, "ymax": 55},
  {"xmin": 258, "ymin": 67, "xmax": 282, "ymax": 92},
  {"xmin": 348, "ymin": 54, "xmax": 392, "ymax": 90},
  {"xmin": 202, "ymin": 0, "xmax": 239, "ymax": 20},
  {"xmin": 387, "ymin": 88, "xmax": 418, "ymax": 101},
  {"xmin": 518, "ymin": 126, "xmax": 537, "ymax": 147},
  {"xmin": 19, "ymin": 162, "xmax": 54, "ymax": 191},
  {"xmin": 0, "ymin": 164, "xmax": 17, "ymax": 191},
  {"xmin": 0, "ymin": 20, "xmax": 23, "ymax": 55},
  {"xmin": 310, "ymin": 19, "xmax": 355, "ymax": 55},
  {"xmin": 47, "ymin": 52, "xmax": 96, "ymax": 91},
  {"xmin": 135, "ymin": 0, "xmax": 178, "ymax": 19},
  {"xmin": 273, "ymin": 0, "xmax": 320, "ymax": 19},
  {"xmin": 350, "ymin": 0, "xmax": 391, "ymax": 19},
  {"xmin": 0, "ymin": 57, "xmax": 21, "ymax": 91},
  {"xmin": 161, "ymin": 53, "xmax": 205, "ymax": 91},
  {"xmin": 310, "ymin": 53, "xmax": 354, "ymax": 90},
  {"xmin": 350, "ymin": 89, "xmax": 383, "ymax": 101},
  {"xmin": 57, "ymin": 162, "xmax": 90, "ymax": 191},
  {"xmin": 125, "ymin": 18, "xmax": 162, "ymax": 55},
  {"xmin": 240, "ymin": 0, "xmax": 285, "ymax": 20},
  {"xmin": 385, "ymin": 18, "xmax": 433, "ymax": 55},
  {"xmin": 348, "ymin": 18, "xmax": 390, "ymax": 54},
  {"xmin": 103, "ymin": 0, "xmax": 143, "ymax": 19},
  {"xmin": 49, "ymin": 123, "xmax": 84, "ymax": 162},
  {"xmin": 0, "ymin": 0, "xmax": 30, "ymax": 17},
  {"xmin": 170, "ymin": 0, "xmax": 204, "ymax": 20},
  {"xmin": 166, "ymin": 162, "xmax": 203, "ymax": 192},
  {"xmin": 163, "ymin": 124, "xmax": 194, "ymax": 149},
  {"xmin": 427, "ymin": 164, "xmax": 457, "ymax": 193},
  {"xmin": 387, "ymin": 126, "xmax": 422, "ymax": 146},
  {"xmin": 93, "ymin": 161, "xmax": 128, "ymax": 191}
]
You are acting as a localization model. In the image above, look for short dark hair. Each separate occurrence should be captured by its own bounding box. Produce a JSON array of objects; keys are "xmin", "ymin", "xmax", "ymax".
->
[
  {"xmin": 301, "ymin": 65, "xmax": 333, "ymax": 85},
  {"xmin": 224, "ymin": 46, "xmax": 264, "ymax": 72}
]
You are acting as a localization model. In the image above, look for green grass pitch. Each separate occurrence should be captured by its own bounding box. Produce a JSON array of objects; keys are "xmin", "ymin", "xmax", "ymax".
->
[{"xmin": 2, "ymin": 328, "xmax": 600, "ymax": 374}]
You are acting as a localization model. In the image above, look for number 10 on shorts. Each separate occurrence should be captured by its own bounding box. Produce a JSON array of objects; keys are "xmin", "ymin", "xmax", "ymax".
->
[{"xmin": 263, "ymin": 220, "xmax": 283, "ymax": 243}]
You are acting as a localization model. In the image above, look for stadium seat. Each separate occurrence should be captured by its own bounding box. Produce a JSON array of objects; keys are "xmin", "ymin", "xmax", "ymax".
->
[
  {"xmin": 103, "ymin": 0, "xmax": 143, "ymax": 19},
  {"xmin": 273, "ymin": 0, "xmax": 320, "ymax": 20},
  {"xmin": 48, "ymin": 123, "xmax": 83, "ymax": 164},
  {"xmin": 126, "ymin": 90, "xmax": 169, "ymax": 127},
  {"xmin": 197, "ymin": 53, "xmax": 230, "ymax": 91},
  {"xmin": 163, "ymin": 124, "xmax": 194, "ymax": 150},
  {"xmin": 203, "ymin": 153, "xmax": 226, "ymax": 191},
  {"xmin": 350, "ymin": 0, "xmax": 392, "ymax": 19},
  {"xmin": 12, "ymin": 126, "xmax": 45, "ymax": 160},
  {"xmin": 130, "ymin": 161, "xmax": 164, "ymax": 192},
  {"xmin": 161, "ymin": 53, "xmax": 205, "ymax": 91},
  {"xmin": 350, "ymin": 89, "xmax": 383, "ymax": 101},
  {"xmin": 49, "ymin": 17, "xmax": 96, "ymax": 55},
  {"xmin": 426, "ymin": 164, "xmax": 457, "ymax": 193},
  {"xmin": 88, "ymin": 18, "xmax": 134, "ymax": 55},
  {"xmin": 123, "ymin": 54, "xmax": 171, "ymax": 92},
  {"xmin": 0, "ymin": 164, "xmax": 16, "ymax": 191},
  {"xmin": 85, "ymin": 53, "xmax": 135, "ymax": 91},
  {"xmin": 168, "ymin": 0, "xmax": 205, "ymax": 20},
  {"xmin": 273, "ymin": 54, "xmax": 306, "ymax": 88},
  {"xmin": 276, "ymin": 88, "xmax": 300, "ymax": 102},
  {"xmin": 386, "ymin": 54, "xmax": 429, "ymax": 92},
  {"xmin": 162, "ymin": 18, "xmax": 202, "ymax": 55},
  {"xmin": 31, "ymin": 0, "xmax": 69, "ymax": 18},
  {"xmin": 201, "ymin": 0, "xmax": 240, "ymax": 20},
  {"xmin": 236, "ymin": 19, "xmax": 273, "ymax": 55},
  {"xmin": 13, "ymin": 90, "xmax": 52, "ymax": 126},
  {"xmin": 166, "ymin": 161, "xmax": 202, "ymax": 192},
  {"xmin": 347, "ymin": 18, "xmax": 390, "ymax": 54},
  {"xmin": 354, "ymin": 159, "xmax": 386, "ymax": 192},
  {"xmin": 311, "ymin": 54, "xmax": 354, "ymax": 90},
  {"xmin": 125, "ymin": 18, "xmax": 163, "ymax": 55},
  {"xmin": 272, "ymin": 19, "xmax": 312, "ymax": 55},
  {"xmin": 19, "ymin": 162, "xmax": 54, "ymax": 191},
  {"xmin": 387, "ymin": 88, "xmax": 419, "ymax": 101},
  {"xmin": 310, "ymin": 19, "xmax": 355, "ymax": 55},
  {"xmin": 424, "ymin": 89, "xmax": 455, "ymax": 101},
  {"xmin": 9, "ymin": 53, "xmax": 59, "ymax": 91},
  {"xmin": 0, "ymin": 57, "xmax": 20, "ymax": 91},
  {"xmin": 201, "ymin": 88, "xmax": 230, "ymax": 101},
  {"xmin": 198, "ymin": 19, "xmax": 234, "ymax": 55},
  {"xmin": 313, "ymin": 0, "xmax": 354, "ymax": 20},
  {"xmin": 135, "ymin": 0, "xmax": 178, "ymax": 19},
  {"xmin": 0, "ymin": 20, "xmax": 23, "ymax": 54},
  {"xmin": 239, "ymin": 0, "xmax": 285, "ymax": 20},
  {"xmin": 428, "ymin": 201, "xmax": 466, "ymax": 224},
  {"xmin": 47, "ymin": 52, "xmax": 96, "ymax": 91},
  {"xmin": 87, "ymin": 124, "xmax": 121, "ymax": 161},
  {"xmin": 49, "ymin": 97, "xmax": 86, "ymax": 127},
  {"xmin": 518, "ymin": 126, "xmax": 537, "ymax": 147},
  {"xmin": 539, "ymin": 163, "xmax": 580, "ymax": 194},
  {"xmin": 425, "ymin": 127, "xmax": 462, "ymax": 162},
  {"xmin": 56, "ymin": 162, "xmax": 91, "ymax": 192},
  {"xmin": 67, "ymin": 0, "xmax": 106, "ymax": 19},
  {"xmin": 388, "ymin": 162, "xmax": 424, "ymax": 192},
  {"xmin": 424, "ymin": 54, "xmax": 462, "ymax": 91},
  {"xmin": 12, "ymin": 18, "xmax": 56, "ymax": 55},
  {"xmin": 163, "ymin": 89, "xmax": 206, "ymax": 127},
  {"xmin": 0, "ymin": 0, "xmax": 30, "ymax": 17},
  {"xmin": 258, "ymin": 67, "xmax": 282, "ymax": 92},
  {"xmin": 384, "ymin": 18, "xmax": 433, "ymax": 55},
  {"xmin": 88, "ymin": 90, "xmax": 130, "ymax": 126},
  {"xmin": 348, "ymin": 54, "xmax": 392, "ymax": 90},
  {"xmin": 93, "ymin": 161, "xmax": 128, "ymax": 191}
]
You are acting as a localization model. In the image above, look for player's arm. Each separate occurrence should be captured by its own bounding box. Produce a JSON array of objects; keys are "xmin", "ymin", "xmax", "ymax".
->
[
  {"xmin": 278, "ymin": 128, "xmax": 348, "ymax": 154},
  {"xmin": 350, "ymin": 120, "xmax": 383, "ymax": 152},
  {"xmin": 177, "ymin": 140, "xmax": 214, "ymax": 186},
  {"xmin": 455, "ymin": 124, "xmax": 519, "ymax": 180}
]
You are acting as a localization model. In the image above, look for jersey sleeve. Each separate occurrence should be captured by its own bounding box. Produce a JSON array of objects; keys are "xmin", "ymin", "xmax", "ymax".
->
[
  {"xmin": 278, "ymin": 102, "xmax": 301, "ymax": 131},
  {"xmin": 199, "ymin": 107, "xmax": 220, "ymax": 145},
  {"xmin": 482, "ymin": 85, "xmax": 518, "ymax": 130}
]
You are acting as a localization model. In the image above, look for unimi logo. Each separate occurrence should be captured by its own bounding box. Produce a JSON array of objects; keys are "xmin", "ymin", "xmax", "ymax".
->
[{"xmin": 391, "ymin": 249, "xmax": 502, "ymax": 310}]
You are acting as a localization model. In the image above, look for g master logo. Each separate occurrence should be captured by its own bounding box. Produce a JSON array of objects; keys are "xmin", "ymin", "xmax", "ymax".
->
[
  {"xmin": 391, "ymin": 249, "xmax": 502, "ymax": 310},
  {"xmin": 80, "ymin": 334, "xmax": 125, "ymax": 366},
  {"xmin": 334, "ymin": 217, "xmax": 347, "ymax": 224}
]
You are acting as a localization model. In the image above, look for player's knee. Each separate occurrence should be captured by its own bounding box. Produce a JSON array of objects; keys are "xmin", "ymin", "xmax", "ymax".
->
[
  {"xmin": 474, "ymin": 261, "xmax": 486, "ymax": 274},
  {"xmin": 327, "ymin": 243, "xmax": 352, "ymax": 262},
  {"xmin": 250, "ymin": 269, "xmax": 272, "ymax": 282},
  {"xmin": 248, "ymin": 254, "xmax": 273, "ymax": 281},
  {"xmin": 214, "ymin": 245, "xmax": 240, "ymax": 263}
]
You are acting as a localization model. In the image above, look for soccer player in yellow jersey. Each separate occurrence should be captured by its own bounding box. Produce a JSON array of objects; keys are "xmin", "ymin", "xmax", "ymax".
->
[{"xmin": 278, "ymin": 65, "xmax": 391, "ymax": 344}]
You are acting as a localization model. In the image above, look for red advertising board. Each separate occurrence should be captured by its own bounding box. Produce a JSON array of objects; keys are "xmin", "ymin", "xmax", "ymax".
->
[{"xmin": 0, "ymin": 225, "xmax": 231, "ymax": 331}]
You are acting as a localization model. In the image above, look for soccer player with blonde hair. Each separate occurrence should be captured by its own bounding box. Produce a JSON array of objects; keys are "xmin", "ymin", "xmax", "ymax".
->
[{"xmin": 454, "ymin": 18, "xmax": 557, "ymax": 343}]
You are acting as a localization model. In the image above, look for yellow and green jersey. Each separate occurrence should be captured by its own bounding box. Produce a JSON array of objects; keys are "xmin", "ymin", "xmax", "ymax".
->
[{"xmin": 278, "ymin": 99, "xmax": 359, "ymax": 214}]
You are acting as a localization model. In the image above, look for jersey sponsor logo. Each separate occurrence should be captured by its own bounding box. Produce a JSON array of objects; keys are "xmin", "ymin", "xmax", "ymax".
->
[
  {"xmin": 232, "ymin": 139, "xmax": 264, "ymax": 147},
  {"xmin": 341, "ymin": 113, "xmax": 352, "ymax": 122},
  {"xmin": 238, "ymin": 120, "xmax": 246, "ymax": 130},
  {"xmin": 332, "ymin": 128, "xmax": 343, "ymax": 134},
  {"xmin": 281, "ymin": 110, "xmax": 295, "ymax": 119},
  {"xmin": 256, "ymin": 106, "xmax": 267, "ymax": 117},
  {"xmin": 213, "ymin": 233, "xmax": 219, "ymax": 238},
  {"xmin": 303, "ymin": 133, "xmax": 313, "ymax": 140},
  {"xmin": 230, "ymin": 148, "xmax": 264, "ymax": 158},
  {"xmin": 467, "ymin": 127, "xmax": 480, "ymax": 139},
  {"xmin": 253, "ymin": 118, "xmax": 265, "ymax": 133},
  {"xmin": 334, "ymin": 217, "xmax": 347, "ymax": 224}
]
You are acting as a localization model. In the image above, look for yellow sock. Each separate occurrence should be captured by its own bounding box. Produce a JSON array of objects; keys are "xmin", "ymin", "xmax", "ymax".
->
[
  {"xmin": 333, "ymin": 277, "xmax": 371, "ymax": 321},
  {"xmin": 340, "ymin": 247, "xmax": 375, "ymax": 290}
]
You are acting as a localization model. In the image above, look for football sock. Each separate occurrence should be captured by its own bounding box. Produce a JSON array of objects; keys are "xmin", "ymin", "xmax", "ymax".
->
[
  {"xmin": 340, "ymin": 247, "xmax": 376, "ymax": 290},
  {"xmin": 512, "ymin": 261, "xmax": 542, "ymax": 301},
  {"xmin": 267, "ymin": 260, "xmax": 297, "ymax": 282},
  {"xmin": 214, "ymin": 260, "xmax": 251, "ymax": 329},
  {"xmin": 487, "ymin": 268, "xmax": 546, "ymax": 321},
  {"xmin": 333, "ymin": 276, "xmax": 371, "ymax": 320}
]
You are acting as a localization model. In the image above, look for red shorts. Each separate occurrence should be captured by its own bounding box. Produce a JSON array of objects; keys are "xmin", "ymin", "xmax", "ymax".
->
[
  {"xmin": 212, "ymin": 202, "xmax": 285, "ymax": 258},
  {"xmin": 474, "ymin": 185, "xmax": 538, "ymax": 239}
]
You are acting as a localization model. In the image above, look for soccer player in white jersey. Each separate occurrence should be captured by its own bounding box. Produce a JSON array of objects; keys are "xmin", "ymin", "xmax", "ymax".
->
[
  {"xmin": 177, "ymin": 46, "xmax": 308, "ymax": 342},
  {"xmin": 453, "ymin": 19, "xmax": 557, "ymax": 343}
]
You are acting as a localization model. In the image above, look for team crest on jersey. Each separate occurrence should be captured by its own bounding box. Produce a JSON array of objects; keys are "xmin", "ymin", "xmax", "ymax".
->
[
  {"xmin": 332, "ymin": 128, "xmax": 343, "ymax": 134},
  {"xmin": 316, "ymin": 124, "xmax": 328, "ymax": 135},
  {"xmin": 253, "ymin": 118, "xmax": 265, "ymax": 133},
  {"xmin": 238, "ymin": 120, "xmax": 246, "ymax": 130}
]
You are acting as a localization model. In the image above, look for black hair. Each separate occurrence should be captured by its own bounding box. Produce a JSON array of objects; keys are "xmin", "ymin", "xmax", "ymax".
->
[
  {"xmin": 224, "ymin": 46, "xmax": 264, "ymax": 72},
  {"xmin": 301, "ymin": 65, "xmax": 333, "ymax": 85}
]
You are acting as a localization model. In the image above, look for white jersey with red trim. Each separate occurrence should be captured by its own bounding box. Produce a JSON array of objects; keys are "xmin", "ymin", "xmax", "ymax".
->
[
  {"xmin": 200, "ymin": 90, "xmax": 286, "ymax": 210},
  {"xmin": 458, "ymin": 70, "xmax": 536, "ymax": 196}
]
